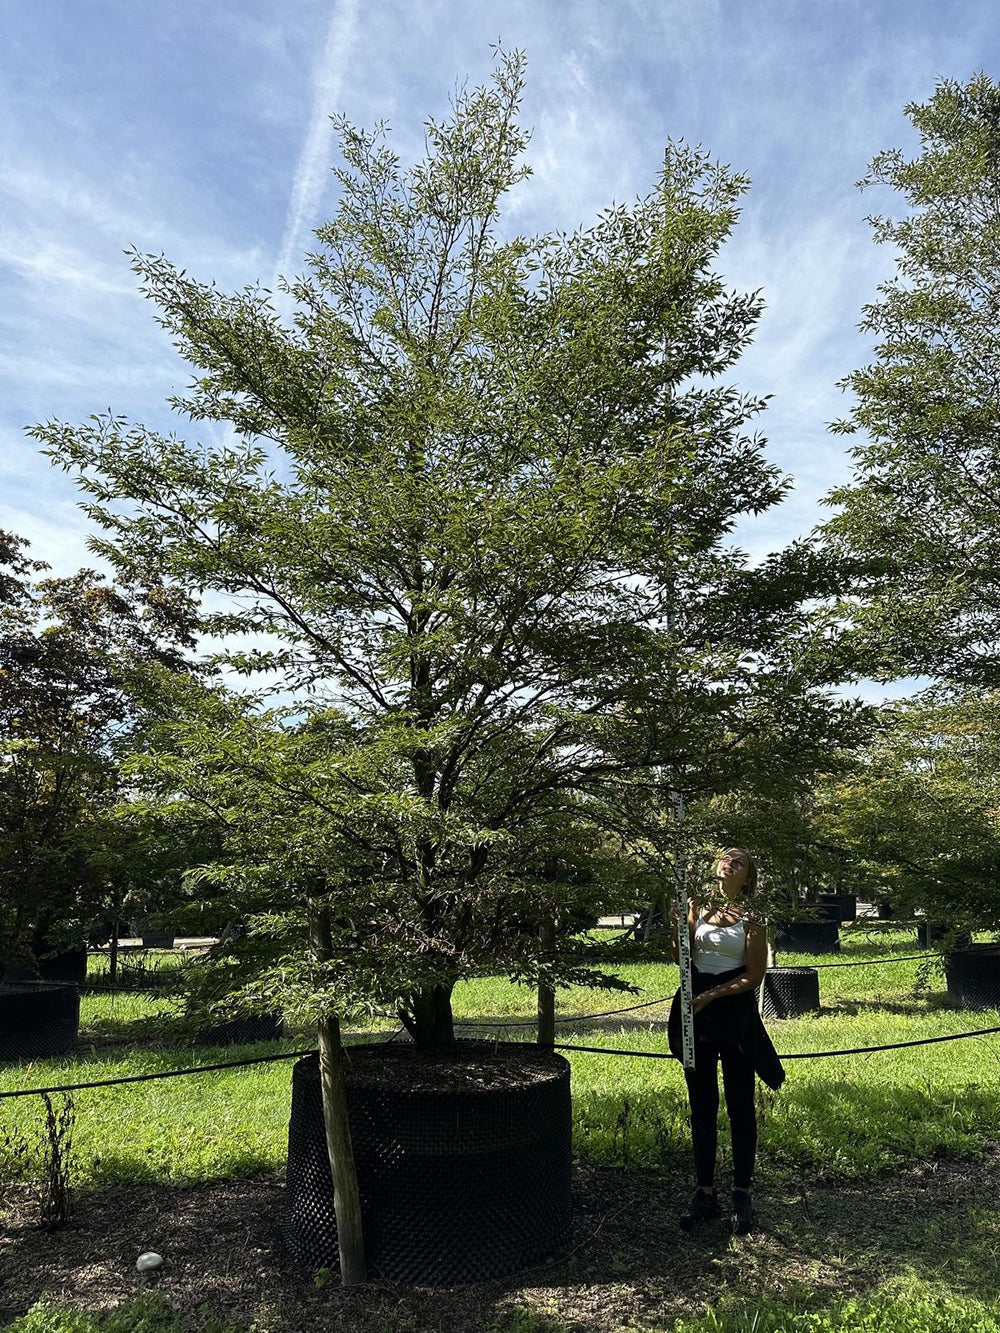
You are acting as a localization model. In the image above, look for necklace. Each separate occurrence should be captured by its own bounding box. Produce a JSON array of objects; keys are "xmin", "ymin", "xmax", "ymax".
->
[{"xmin": 703, "ymin": 902, "xmax": 745, "ymax": 926}]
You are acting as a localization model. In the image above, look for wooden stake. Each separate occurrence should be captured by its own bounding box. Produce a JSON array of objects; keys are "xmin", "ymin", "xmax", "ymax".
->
[
  {"xmin": 759, "ymin": 929, "xmax": 775, "ymax": 1017},
  {"xmin": 537, "ymin": 917, "xmax": 556, "ymax": 1048},
  {"xmin": 310, "ymin": 904, "xmax": 367, "ymax": 1286}
]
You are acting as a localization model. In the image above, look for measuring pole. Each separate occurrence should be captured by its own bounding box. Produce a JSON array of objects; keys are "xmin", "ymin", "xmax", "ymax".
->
[{"xmin": 670, "ymin": 788, "xmax": 696, "ymax": 1072}]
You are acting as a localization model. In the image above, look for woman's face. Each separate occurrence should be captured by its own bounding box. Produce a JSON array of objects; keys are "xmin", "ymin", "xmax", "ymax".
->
[{"xmin": 717, "ymin": 850, "xmax": 750, "ymax": 894}]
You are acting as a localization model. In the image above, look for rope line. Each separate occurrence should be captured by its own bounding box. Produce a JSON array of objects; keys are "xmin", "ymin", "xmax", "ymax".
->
[
  {"xmin": 553, "ymin": 1024, "xmax": 1000, "ymax": 1062},
  {"xmin": 454, "ymin": 993, "xmax": 673, "ymax": 1028},
  {"xmin": 0, "ymin": 1048, "xmax": 316, "ymax": 1100},
  {"xmin": 784, "ymin": 952, "xmax": 937, "ymax": 969},
  {"xmin": 3, "ymin": 1021, "xmax": 1000, "ymax": 1100}
]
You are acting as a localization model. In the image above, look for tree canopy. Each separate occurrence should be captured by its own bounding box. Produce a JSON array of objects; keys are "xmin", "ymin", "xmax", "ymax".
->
[
  {"xmin": 29, "ymin": 50, "xmax": 858, "ymax": 1047},
  {"xmin": 822, "ymin": 686, "xmax": 1000, "ymax": 928},
  {"xmin": 821, "ymin": 73, "xmax": 1000, "ymax": 688}
]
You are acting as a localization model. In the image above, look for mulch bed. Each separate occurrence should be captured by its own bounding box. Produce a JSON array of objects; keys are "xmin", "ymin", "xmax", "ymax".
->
[{"xmin": 2, "ymin": 1144, "xmax": 999, "ymax": 1332}]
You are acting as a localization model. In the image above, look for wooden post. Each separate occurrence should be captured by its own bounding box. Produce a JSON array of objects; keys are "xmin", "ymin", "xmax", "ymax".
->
[
  {"xmin": 537, "ymin": 917, "xmax": 556, "ymax": 1048},
  {"xmin": 310, "ymin": 904, "xmax": 367, "ymax": 1286},
  {"xmin": 759, "ymin": 927, "xmax": 775, "ymax": 1017},
  {"xmin": 108, "ymin": 917, "xmax": 119, "ymax": 986}
]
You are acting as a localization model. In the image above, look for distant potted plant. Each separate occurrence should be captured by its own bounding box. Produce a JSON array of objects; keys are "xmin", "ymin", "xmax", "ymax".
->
[{"xmin": 944, "ymin": 942, "xmax": 1000, "ymax": 1009}]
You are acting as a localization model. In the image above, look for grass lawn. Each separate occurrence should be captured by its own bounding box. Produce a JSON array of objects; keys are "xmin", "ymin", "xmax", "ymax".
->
[{"xmin": 1, "ymin": 926, "xmax": 999, "ymax": 1331}]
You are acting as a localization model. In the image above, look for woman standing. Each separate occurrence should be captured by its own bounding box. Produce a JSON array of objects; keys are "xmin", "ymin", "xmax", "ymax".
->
[{"xmin": 667, "ymin": 847, "xmax": 785, "ymax": 1235}]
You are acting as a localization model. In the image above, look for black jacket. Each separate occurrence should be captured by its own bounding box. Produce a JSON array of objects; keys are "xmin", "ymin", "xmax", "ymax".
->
[{"xmin": 667, "ymin": 964, "xmax": 786, "ymax": 1091}]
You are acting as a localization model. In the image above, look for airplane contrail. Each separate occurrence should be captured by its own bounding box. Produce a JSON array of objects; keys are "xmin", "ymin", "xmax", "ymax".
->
[{"xmin": 273, "ymin": 0, "xmax": 360, "ymax": 297}]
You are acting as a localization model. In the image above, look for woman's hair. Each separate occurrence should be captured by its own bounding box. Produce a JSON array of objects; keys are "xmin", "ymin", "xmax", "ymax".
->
[{"xmin": 716, "ymin": 846, "xmax": 758, "ymax": 896}]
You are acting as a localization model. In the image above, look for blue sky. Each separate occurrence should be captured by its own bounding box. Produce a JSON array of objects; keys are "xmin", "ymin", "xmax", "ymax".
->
[{"xmin": 2, "ymin": 0, "xmax": 997, "ymax": 699}]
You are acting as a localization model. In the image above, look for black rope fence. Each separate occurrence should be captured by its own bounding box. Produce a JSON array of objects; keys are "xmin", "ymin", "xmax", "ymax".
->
[
  {"xmin": 552, "ymin": 1024, "xmax": 1000, "ymax": 1061},
  {"xmin": 454, "ymin": 993, "xmax": 675, "ymax": 1029},
  {"xmin": 804, "ymin": 951, "xmax": 937, "ymax": 968},
  {"xmin": 3, "ymin": 1018, "xmax": 1000, "ymax": 1101},
  {"xmin": 0, "ymin": 1047, "xmax": 316, "ymax": 1100}
]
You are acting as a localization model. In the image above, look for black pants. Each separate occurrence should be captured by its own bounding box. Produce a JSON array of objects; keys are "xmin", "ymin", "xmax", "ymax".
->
[{"xmin": 683, "ymin": 968, "xmax": 757, "ymax": 1190}]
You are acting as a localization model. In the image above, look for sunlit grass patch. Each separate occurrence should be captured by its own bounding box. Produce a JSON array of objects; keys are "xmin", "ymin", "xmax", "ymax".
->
[{"xmin": 647, "ymin": 1274, "xmax": 1000, "ymax": 1333}]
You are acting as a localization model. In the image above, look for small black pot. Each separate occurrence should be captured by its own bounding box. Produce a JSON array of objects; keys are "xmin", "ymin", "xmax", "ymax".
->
[
  {"xmin": 0, "ymin": 981, "xmax": 80, "ymax": 1061},
  {"xmin": 774, "ymin": 920, "xmax": 841, "ymax": 955},
  {"xmin": 816, "ymin": 893, "xmax": 857, "ymax": 923},
  {"xmin": 916, "ymin": 922, "xmax": 972, "ymax": 950},
  {"xmin": 141, "ymin": 931, "xmax": 176, "ymax": 950},
  {"xmin": 282, "ymin": 1041, "xmax": 573, "ymax": 1284},
  {"xmin": 758, "ymin": 967, "xmax": 820, "ymax": 1019},
  {"xmin": 35, "ymin": 948, "xmax": 89, "ymax": 984},
  {"xmin": 944, "ymin": 944, "xmax": 1000, "ymax": 1010},
  {"xmin": 196, "ymin": 1013, "xmax": 284, "ymax": 1045}
]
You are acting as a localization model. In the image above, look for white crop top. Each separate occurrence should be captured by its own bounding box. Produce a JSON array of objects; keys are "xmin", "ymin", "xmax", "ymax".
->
[{"xmin": 692, "ymin": 908, "xmax": 748, "ymax": 974}]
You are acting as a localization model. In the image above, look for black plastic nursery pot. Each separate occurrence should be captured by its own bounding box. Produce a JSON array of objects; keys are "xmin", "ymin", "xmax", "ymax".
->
[
  {"xmin": 758, "ymin": 966, "xmax": 820, "ymax": 1019},
  {"xmin": 282, "ymin": 1041, "xmax": 573, "ymax": 1284},
  {"xmin": 35, "ymin": 948, "xmax": 88, "ymax": 984},
  {"xmin": 774, "ymin": 919, "xmax": 840, "ymax": 955},
  {"xmin": 944, "ymin": 945, "xmax": 1000, "ymax": 1010},
  {"xmin": 0, "ymin": 981, "xmax": 80, "ymax": 1061},
  {"xmin": 141, "ymin": 931, "xmax": 176, "ymax": 950},
  {"xmin": 815, "ymin": 893, "xmax": 857, "ymax": 923},
  {"xmin": 196, "ymin": 1013, "xmax": 284, "ymax": 1045},
  {"xmin": 916, "ymin": 922, "xmax": 972, "ymax": 950}
]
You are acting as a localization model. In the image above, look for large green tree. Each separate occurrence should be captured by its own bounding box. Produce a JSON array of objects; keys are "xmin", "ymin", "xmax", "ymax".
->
[
  {"xmin": 821, "ymin": 73, "xmax": 1000, "ymax": 687},
  {"xmin": 30, "ymin": 50, "xmax": 851, "ymax": 1048}
]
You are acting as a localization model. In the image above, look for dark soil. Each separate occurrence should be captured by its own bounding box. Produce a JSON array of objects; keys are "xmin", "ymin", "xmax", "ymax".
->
[
  {"xmin": 334, "ymin": 1040, "xmax": 567, "ymax": 1092},
  {"xmin": 2, "ymin": 1143, "xmax": 999, "ymax": 1333}
]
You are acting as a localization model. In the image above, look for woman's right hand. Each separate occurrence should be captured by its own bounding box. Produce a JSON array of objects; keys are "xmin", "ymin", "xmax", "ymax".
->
[{"xmin": 667, "ymin": 904, "xmax": 680, "ymax": 954}]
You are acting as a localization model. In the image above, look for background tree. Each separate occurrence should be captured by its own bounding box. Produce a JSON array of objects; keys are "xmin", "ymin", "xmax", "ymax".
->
[
  {"xmin": 821, "ymin": 72, "xmax": 1000, "ymax": 688},
  {"xmin": 31, "ymin": 50, "xmax": 855, "ymax": 1050},
  {"xmin": 823, "ymin": 686, "xmax": 1000, "ymax": 932},
  {"xmin": 0, "ymin": 530, "xmax": 200, "ymax": 975}
]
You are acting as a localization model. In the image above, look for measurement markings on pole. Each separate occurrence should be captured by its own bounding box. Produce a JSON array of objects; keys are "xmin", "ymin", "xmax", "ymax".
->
[{"xmin": 671, "ymin": 789, "xmax": 696, "ymax": 1072}]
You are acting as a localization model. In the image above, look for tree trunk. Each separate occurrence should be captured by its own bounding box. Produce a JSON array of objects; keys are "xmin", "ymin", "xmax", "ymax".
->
[
  {"xmin": 537, "ymin": 918, "xmax": 556, "ymax": 1048},
  {"xmin": 309, "ymin": 904, "xmax": 366, "ymax": 1285},
  {"xmin": 402, "ymin": 983, "xmax": 456, "ymax": 1054},
  {"xmin": 641, "ymin": 892, "xmax": 664, "ymax": 943}
]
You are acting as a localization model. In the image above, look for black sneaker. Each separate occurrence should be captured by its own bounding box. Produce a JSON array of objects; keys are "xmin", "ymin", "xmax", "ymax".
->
[
  {"xmin": 730, "ymin": 1189, "xmax": 754, "ymax": 1234},
  {"xmin": 679, "ymin": 1188, "xmax": 720, "ymax": 1230}
]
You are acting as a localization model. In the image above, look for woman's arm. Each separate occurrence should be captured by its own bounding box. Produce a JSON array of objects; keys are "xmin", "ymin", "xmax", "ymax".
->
[{"xmin": 691, "ymin": 916, "xmax": 768, "ymax": 1011}]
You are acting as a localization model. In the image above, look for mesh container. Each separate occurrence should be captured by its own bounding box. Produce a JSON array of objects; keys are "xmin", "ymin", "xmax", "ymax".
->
[
  {"xmin": 0, "ymin": 981, "xmax": 80, "ymax": 1061},
  {"xmin": 282, "ymin": 1041, "xmax": 573, "ymax": 1284},
  {"xmin": 775, "ymin": 920, "xmax": 840, "ymax": 955},
  {"xmin": 759, "ymin": 967, "xmax": 820, "ymax": 1019},
  {"xmin": 944, "ymin": 945, "xmax": 1000, "ymax": 1010}
]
